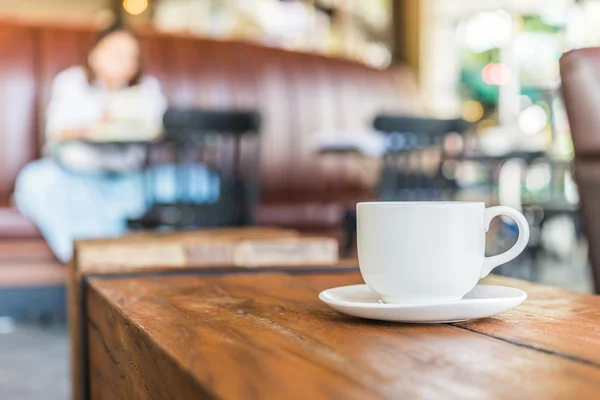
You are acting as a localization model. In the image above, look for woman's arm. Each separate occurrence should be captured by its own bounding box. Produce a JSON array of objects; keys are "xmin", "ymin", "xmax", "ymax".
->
[
  {"xmin": 96, "ymin": 75, "xmax": 167, "ymax": 141},
  {"xmin": 45, "ymin": 67, "xmax": 98, "ymax": 143},
  {"xmin": 138, "ymin": 76, "xmax": 168, "ymax": 126},
  {"xmin": 56, "ymin": 128, "xmax": 88, "ymax": 141}
]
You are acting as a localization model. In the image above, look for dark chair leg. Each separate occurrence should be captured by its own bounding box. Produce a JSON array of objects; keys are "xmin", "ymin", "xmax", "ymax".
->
[{"xmin": 343, "ymin": 210, "xmax": 357, "ymax": 257}]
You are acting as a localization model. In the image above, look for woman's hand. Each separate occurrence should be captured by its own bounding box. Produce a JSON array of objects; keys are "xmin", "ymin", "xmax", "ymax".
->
[{"xmin": 58, "ymin": 128, "xmax": 88, "ymax": 141}]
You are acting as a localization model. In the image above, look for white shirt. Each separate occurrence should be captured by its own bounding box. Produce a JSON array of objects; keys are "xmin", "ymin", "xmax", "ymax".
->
[
  {"xmin": 45, "ymin": 66, "xmax": 168, "ymax": 142},
  {"xmin": 45, "ymin": 66, "xmax": 168, "ymax": 172}
]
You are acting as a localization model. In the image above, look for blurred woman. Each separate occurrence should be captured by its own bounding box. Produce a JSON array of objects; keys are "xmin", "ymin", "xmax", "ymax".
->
[{"xmin": 14, "ymin": 21, "xmax": 215, "ymax": 262}]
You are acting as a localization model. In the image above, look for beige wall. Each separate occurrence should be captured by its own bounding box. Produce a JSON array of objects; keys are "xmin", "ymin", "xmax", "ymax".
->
[{"xmin": 0, "ymin": 0, "xmax": 110, "ymax": 19}]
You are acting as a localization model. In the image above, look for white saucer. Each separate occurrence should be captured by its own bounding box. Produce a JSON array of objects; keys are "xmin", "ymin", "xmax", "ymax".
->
[{"xmin": 318, "ymin": 284, "xmax": 527, "ymax": 323}]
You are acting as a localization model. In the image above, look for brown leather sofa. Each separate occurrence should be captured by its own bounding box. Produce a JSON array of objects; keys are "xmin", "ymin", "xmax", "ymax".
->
[
  {"xmin": 560, "ymin": 48, "xmax": 600, "ymax": 293},
  {"xmin": 0, "ymin": 18, "xmax": 420, "ymax": 241}
]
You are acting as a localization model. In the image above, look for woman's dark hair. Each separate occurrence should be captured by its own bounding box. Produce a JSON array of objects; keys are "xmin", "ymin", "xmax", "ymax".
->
[{"xmin": 85, "ymin": 20, "xmax": 143, "ymax": 86}]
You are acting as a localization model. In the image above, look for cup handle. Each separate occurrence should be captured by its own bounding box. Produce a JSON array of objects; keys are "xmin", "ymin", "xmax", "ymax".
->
[{"xmin": 480, "ymin": 206, "xmax": 530, "ymax": 279}]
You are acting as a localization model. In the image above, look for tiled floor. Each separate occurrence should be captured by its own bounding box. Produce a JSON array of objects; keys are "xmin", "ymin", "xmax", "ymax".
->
[{"xmin": 0, "ymin": 323, "xmax": 69, "ymax": 400}]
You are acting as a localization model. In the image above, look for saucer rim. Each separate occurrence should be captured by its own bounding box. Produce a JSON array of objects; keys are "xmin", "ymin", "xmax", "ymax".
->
[{"xmin": 318, "ymin": 284, "xmax": 527, "ymax": 309}]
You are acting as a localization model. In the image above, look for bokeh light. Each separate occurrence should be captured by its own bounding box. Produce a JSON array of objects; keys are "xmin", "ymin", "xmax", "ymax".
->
[
  {"xmin": 461, "ymin": 10, "xmax": 512, "ymax": 53},
  {"xmin": 123, "ymin": 0, "xmax": 148, "ymax": 16},
  {"xmin": 482, "ymin": 63, "xmax": 511, "ymax": 86},
  {"xmin": 518, "ymin": 104, "xmax": 548, "ymax": 135},
  {"xmin": 443, "ymin": 133, "xmax": 464, "ymax": 156},
  {"xmin": 481, "ymin": 63, "xmax": 494, "ymax": 85},
  {"xmin": 441, "ymin": 160, "xmax": 458, "ymax": 180},
  {"xmin": 461, "ymin": 100, "xmax": 484, "ymax": 122},
  {"xmin": 519, "ymin": 95, "xmax": 532, "ymax": 110},
  {"xmin": 456, "ymin": 161, "xmax": 480, "ymax": 186},
  {"xmin": 361, "ymin": 43, "xmax": 392, "ymax": 69},
  {"xmin": 490, "ymin": 63, "xmax": 511, "ymax": 85},
  {"xmin": 526, "ymin": 163, "xmax": 551, "ymax": 192},
  {"xmin": 476, "ymin": 118, "xmax": 496, "ymax": 133}
]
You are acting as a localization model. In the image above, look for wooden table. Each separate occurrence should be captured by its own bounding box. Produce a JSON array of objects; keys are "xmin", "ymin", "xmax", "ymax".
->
[
  {"xmin": 68, "ymin": 227, "xmax": 342, "ymax": 399},
  {"xmin": 78, "ymin": 267, "xmax": 600, "ymax": 399}
]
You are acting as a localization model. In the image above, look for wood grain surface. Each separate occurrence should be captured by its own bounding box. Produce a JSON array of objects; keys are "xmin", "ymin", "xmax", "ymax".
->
[
  {"xmin": 467, "ymin": 275, "xmax": 600, "ymax": 365},
  {"xmin": 74, "ymin": 227, "xmax": 301, "ymax": 272},
  {"xmin": 86, "ymin": 272, "xmax": 600, "ymax": 400},
  {"xmin": 69, "ymin": 227, "xmax": 350, "ymax": 399}
]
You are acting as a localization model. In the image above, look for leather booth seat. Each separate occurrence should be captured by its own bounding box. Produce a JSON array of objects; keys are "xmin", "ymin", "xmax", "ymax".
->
[{"xmin": 0, "ymin": 18, "xmax": 420, "ymax": 240}]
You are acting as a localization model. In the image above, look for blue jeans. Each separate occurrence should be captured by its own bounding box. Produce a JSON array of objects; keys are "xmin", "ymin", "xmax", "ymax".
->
[{"xmin": 14, "ymin": 158, "xmax": 219, "ymax": 262}]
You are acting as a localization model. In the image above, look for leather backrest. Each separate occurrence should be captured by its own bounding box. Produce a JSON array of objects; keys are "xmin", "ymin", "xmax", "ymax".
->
[
  {"xmin": 560, "ymin": 48, "xmax": 600, "ymax": 291},
  {"xmin": 0, "ymin": 19, "xmax": 420, "ymax": 206},
  {"xmin": 560, "ymin": 48, "xmax": 600, "ymax": 156}
]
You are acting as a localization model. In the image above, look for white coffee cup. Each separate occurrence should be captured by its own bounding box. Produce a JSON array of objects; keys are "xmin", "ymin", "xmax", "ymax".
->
[{"xmin": 357, "ymin": 202, "xmax": 530, "ymax": 304}]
